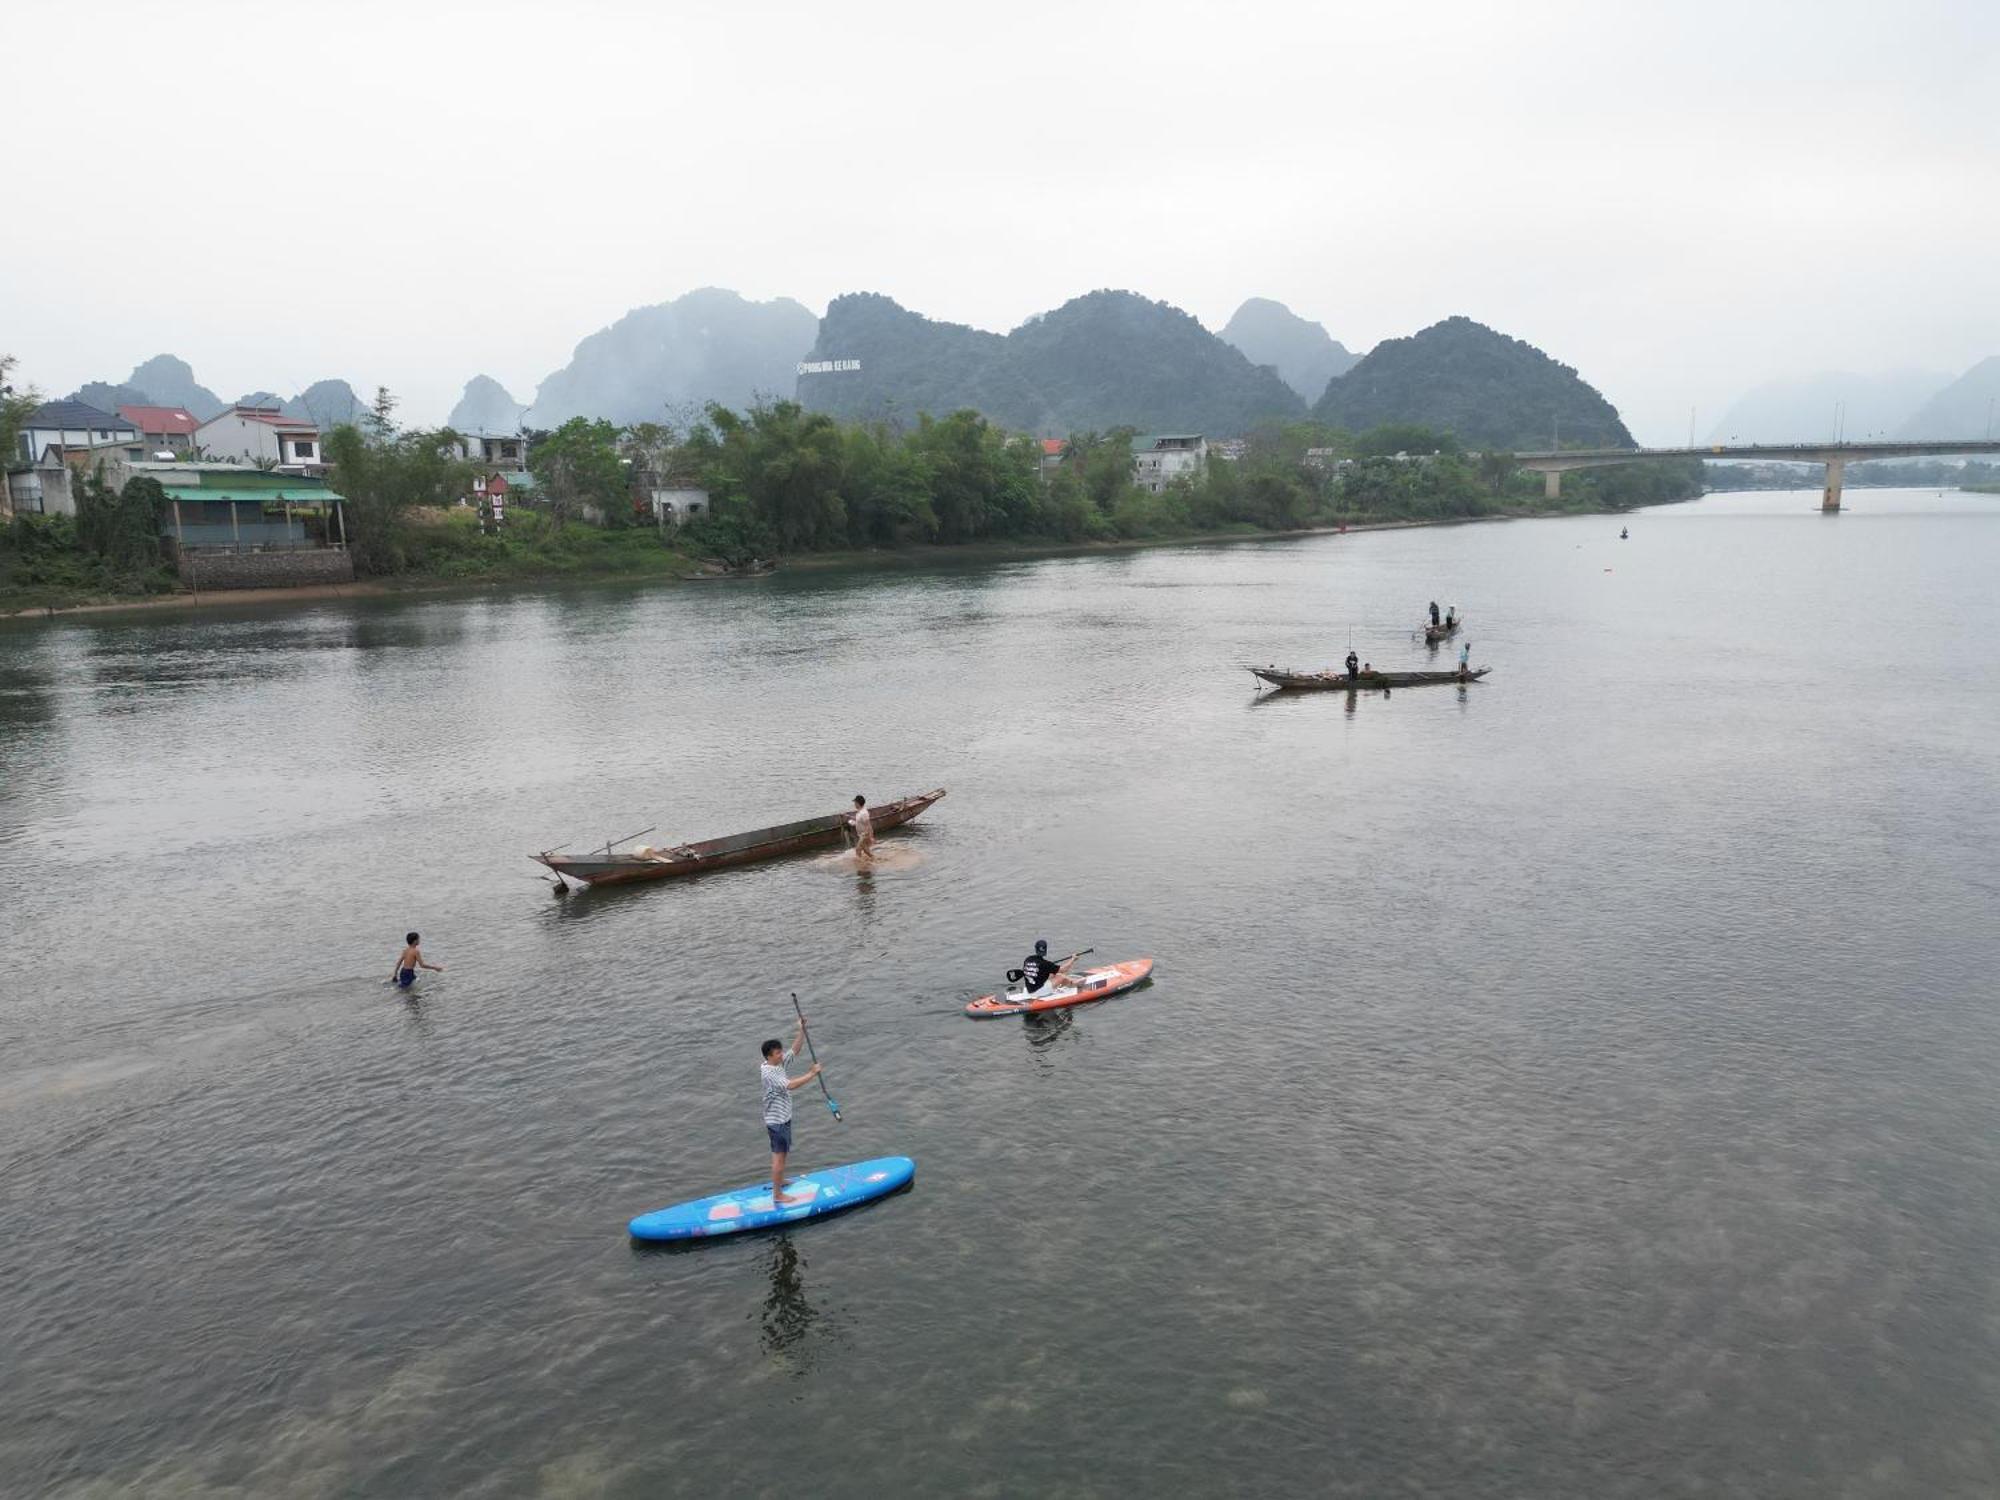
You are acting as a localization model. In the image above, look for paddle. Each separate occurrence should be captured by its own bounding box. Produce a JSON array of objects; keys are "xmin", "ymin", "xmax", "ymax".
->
[{"xmin": 790, "ymin": 992, "xmax": 841, "ymax": 1121}]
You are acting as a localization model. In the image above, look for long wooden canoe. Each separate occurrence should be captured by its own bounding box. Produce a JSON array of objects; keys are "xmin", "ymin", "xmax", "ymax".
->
[
  {"xmin": 1249, "ymin": 666, "xmax": 1489, "ymax": 692},
  {"xmin": 533, "ymin": 788, "xmax": 946, "ymax": 887}
]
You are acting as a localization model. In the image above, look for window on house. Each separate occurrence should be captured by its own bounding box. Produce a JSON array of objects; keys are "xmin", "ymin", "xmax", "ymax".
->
[{"xmin": 294, "ymin": 440, "xmax": 316, "ymax": 460}]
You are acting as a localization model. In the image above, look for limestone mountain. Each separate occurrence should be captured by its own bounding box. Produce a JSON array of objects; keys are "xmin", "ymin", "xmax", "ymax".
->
[
  {"xmin": 525, "ymin": 287, "xmax": 820, "ymax": 428},
  {"xmin": 1709, "ymin": 369, "xmax": 1947, "ymax": 445},
  {"xmin": 1313, "ymin": 316, "xmax": 1633, "ymax": 449},
  {"xmin": 71, "ymin": 354, "xmax": 226, "ymax": 421},
  {"xmin": 1219, "ymin": 298, "xmax": 1359, "ymax": 403},
  {"xmin": 449, "ymin": 375, "xmax": 528, "ymax": 434},
  {"xmin": 798, "ymin": 289, "xmax": 1305, "ymax": 435},
  {"xmin": 282, "ymin": 379, "xmax": 369, "ymax": 429},
  {"xmin": 1897, "ymin": 356, "xmax": 2000, "ymax": 441}
]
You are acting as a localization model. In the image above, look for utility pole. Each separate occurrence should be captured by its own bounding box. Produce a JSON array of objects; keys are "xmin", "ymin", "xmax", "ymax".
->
[{"xmin": 1688, "ymin": 406, "xmax": 1697, "ymax": 449}]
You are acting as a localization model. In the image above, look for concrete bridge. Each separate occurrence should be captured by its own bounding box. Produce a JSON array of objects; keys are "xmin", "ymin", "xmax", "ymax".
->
[{"xmin": 1512, "ymin": 439, "xmax": 2000, "ymax": 511}]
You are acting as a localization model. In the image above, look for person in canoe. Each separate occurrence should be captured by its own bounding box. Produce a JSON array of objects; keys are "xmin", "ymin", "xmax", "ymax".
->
[
  {"xmin": 762, "ymin": 1018, "xmax": 824, "ymax": 1205},
  {"xmin": 1344, "ymin": 649, "xmax": 1360, "ymax": 679},
  {"xmin": 845, "ymin": 794, "xmax": 876, "ymax": 864},
  {"xmin": 1458, "ymin": 640, "xmax": 1472, "ymax": 678},
  {"xmin": 1445, "ymin": 606, "xmax": 1457, "ymax": 629},
  {"xmin": 1428, "ymin": 600, "xmax": 1441, "ymax": 628},
  {"xmin": 1020, "ymin": 939, "xmax": 1086, "ymax": 995},
  {"xmin": 391, "ymin": 932, "xmax": 444, "ymax": 990}
]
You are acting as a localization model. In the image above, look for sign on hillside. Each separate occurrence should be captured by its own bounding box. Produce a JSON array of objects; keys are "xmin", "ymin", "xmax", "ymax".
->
[{"xmin": 797, "ymin": 359, "xmax": 862, "ymax": 375}]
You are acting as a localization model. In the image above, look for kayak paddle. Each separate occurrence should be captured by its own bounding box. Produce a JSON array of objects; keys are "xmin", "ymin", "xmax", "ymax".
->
[{"xmin": 790, "ymin": 992, "xmax": 842, "ymax": 1121}]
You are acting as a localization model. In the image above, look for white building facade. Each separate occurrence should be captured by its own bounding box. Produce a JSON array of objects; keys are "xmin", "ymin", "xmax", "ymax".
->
[
  {"xmin": 193, "ymin": 407, "xmax": 323, "ymax": 470},
  {"xmin": 1132, "ymin": 434, "xmax": 1207, "ymax": 494}
]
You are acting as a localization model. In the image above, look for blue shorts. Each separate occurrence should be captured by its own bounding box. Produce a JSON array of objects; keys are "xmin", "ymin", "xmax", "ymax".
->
[
  {"xmin": 396, "ymin": 968, "xmax": 416, "ymax": 988},
  {"xmin": 766, "ymin": 1121, "xmax": 793, "ymax": 1153}
]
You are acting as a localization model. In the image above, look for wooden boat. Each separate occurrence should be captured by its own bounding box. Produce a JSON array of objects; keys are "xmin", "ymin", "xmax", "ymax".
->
[
  {"xmin": 1249, "ymin": 666, "xmax": 1489, "ymax": 692},
  {"xmin": 533, "ymin": 788, "xmax": 946, "ymax": 888},
  {"xmin": 1423, "ymin": 616, "xmax": 1462, "ymax": 643}
]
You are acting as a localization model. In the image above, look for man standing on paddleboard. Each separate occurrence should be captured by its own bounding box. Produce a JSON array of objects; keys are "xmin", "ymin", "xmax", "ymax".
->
[{"xmin": 762, "ymin": 1019, "xmax": 823, "ymax": 1205}]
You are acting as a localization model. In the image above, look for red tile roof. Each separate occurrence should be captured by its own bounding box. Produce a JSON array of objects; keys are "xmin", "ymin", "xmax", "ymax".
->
[
  {"xmin": 1041, "ymin": 438, "xmax": 1066, "ymax": 456},
  {"xmin": 119, "ymin": 404, "xmax": 200, "ymax": 435}
]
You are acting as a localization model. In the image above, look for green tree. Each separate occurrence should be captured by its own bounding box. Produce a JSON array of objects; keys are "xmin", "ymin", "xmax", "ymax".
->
[
  {"xmin": 75, "ymin": 472, "xmax": 167, "ymax": 569},
  {"xmin": 325, "ymin": 421, "xmax": 475, "ymax": 575},
  {"xmin": 529, "ymin": 417, "xmax": 629, "ymax": 529},
  {"xmin": 1, "ymin": 355, "xmax": 41, "ymax": 471}
]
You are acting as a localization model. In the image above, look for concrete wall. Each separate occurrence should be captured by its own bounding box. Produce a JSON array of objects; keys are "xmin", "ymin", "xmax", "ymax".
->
[
  {"xmin": 193, "ymin": 413, "xmax": 283, "ymax": 465},
  {"xmin": 176, "ymin": 548, "xmax": 355, "ymax": 590}
]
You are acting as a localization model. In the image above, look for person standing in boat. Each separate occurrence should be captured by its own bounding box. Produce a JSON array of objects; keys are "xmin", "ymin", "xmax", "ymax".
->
[
  {"xmin": 1458, "ymin": 640, "xmax": 1472, "ymax": 678},
  {"xmin": 1428, "ymin": 601, "xmax": 1441, "ymax": 628},
  {"xmin": 761, "ymin": 1018, "xmax": 823, "ymax": 1206},
  {"xmin": 1445, "ymin": 606, "xmax": 1456, "ymax": 629},
  {"xmin": 846, "ymin": 794, "xmax": 876, "ymax": 863},
  {"xmin": 1345, "ymin": 649, "xmax": 1360, "ymax": 679}
]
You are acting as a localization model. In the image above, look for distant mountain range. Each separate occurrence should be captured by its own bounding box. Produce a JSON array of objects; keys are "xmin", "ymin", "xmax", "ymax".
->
[
  {"xmin": 67, "ymin": 355, "xmax": 368, "ymax": 431},
  {"xmin": 1705, "ymin": 370, "xmax": 1949, "ymax": 446},
  {"xmin": 1218, "ymin": 298, "xmax": 1358, "ymax": 403},
  {"xmin": 798, "ymin": 289, "xmax": 1306, "ymax": 435},
  {"xmin": 1313, "ymin": 316, "xmax": 1634, "ymax": 449},
  {"xmin": 1898, "ymin": 356, "xmax": 2000, "ymax": 441},
  {"xmin": 523, "ymin": 287, "xmax": 818, "ymax": 429}
]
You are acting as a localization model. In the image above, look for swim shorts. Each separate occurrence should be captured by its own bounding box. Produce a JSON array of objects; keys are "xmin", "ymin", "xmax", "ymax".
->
[{"xmin": 766, "ymin": 1121, "xmax": 793, "ymax": 1153}]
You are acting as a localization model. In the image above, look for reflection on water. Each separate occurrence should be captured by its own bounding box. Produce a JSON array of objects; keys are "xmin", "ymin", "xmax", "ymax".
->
[
  {"xmin": 4, "ymin": 489, "xmax": 2000, "ymax": 1496},
  {"xmin": 755, "ymin": 1234, "xmax": 842, "ymax": 1373}
]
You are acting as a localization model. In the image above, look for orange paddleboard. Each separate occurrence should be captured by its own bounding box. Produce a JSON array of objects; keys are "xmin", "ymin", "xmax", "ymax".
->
[{"xmin": 965, "ymin": 958, "xmax": 1156, "ymax": 1018}]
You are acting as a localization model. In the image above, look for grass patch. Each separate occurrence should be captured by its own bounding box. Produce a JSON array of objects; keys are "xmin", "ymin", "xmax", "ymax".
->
[{"xmin": 390, "ymin": 508, "xmax": 696, "ymax": 582}]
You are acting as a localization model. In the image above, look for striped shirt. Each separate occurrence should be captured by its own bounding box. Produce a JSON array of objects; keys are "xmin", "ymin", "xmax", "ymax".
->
[{"xmin": 761, "ymin": 1053, "xmax": 794, "ymax": 1125}]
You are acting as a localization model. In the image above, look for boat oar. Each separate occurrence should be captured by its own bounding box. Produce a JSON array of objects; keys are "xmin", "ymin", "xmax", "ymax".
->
[{"xmin": 790, "ymin": 992, "xmax": 841, "ymax": 1121}]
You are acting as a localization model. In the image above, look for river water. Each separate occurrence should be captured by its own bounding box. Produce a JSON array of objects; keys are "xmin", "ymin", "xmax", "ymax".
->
[{"xmin": 3, "ymin": 487, "xmax": 1999, "ymax": 1498}]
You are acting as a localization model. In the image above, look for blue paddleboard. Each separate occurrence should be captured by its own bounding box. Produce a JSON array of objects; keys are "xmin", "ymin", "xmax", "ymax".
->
[{"xmin": 628, "ymin": 1155, "xmax": 915, "ymax": 1242}]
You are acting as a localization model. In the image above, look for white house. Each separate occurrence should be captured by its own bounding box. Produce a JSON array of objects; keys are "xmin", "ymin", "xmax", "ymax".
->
[
  {"xmin": 1131, "ymin": 434, "xmax": 1207, "ymax": 494},
  {"xmin": 455, "ymin": 431, "xmax": 527, "ymax": 467},
  {"xmin": 193, "ymin": 406, "xmax": 323, "ymax": 470},
  {"xmin": 15, "ymin": 399, "xmax": 138, "ymax": 465}
]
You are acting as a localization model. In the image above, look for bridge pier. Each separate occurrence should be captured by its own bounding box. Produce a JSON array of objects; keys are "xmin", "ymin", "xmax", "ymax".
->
[
  {"xmin": 1822, "ymin": 457, "xmax": 1845, "ymax": 512},
  {"xmin": 1544, "ymin": 469, "xmax": 1561, "ymax": 501}
]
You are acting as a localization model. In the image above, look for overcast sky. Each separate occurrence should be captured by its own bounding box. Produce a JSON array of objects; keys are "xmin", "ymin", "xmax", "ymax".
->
[{"xmin": 6, "ymin": 0, "xmax": 1996, "ymax": 443}]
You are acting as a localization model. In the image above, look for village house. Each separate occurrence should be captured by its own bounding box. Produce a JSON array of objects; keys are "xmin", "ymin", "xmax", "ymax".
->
[
  {"xmin": 14, "ymin": 399, "xmax": 138, "ymax": 465},
  {"xmin": 193, "ymin": 406, "xmax": 323, "ymax": 471},
  {"xmin": 118, "ymin": 404, "xmax": 202, "ymax": 455},
  {"xmin": 1131, "ymin": 434, "xmax": 1207, "ymax": 494}
]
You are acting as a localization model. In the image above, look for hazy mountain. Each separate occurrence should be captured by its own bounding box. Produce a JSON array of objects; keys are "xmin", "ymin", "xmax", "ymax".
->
[
  {"xmin": 796, "ymin": 292, "xmax": 1037, "ymax": 427},
  {"xmin": 70, "ymin": 354, "xmax": 226, "ymax": 420},
  {"xmin": 283, "ymin": 379, "xmax": 369, "ymax": 429},
  {"xmin": 1897, "ymin": 357, "xmax": 2000, "ymax": 441},
  {"xmin": 1219, "ymin": 298, "xmax": 1359, "ymax": 403},
  {"xmin": 1313, "ymin": 316, "xmax": 1633, "ymax": 449},
  {"xmin": 1708, "ymin": 369, "xmax": 1948, "ymax": 445},
  {"xmin": 798, "ymin": 289, "xmax": 1305, "ymax": 435},
  {"xmin": 449, "ymin": 375, "xmax": 528, "ymax": 434},
  {"xmin": 526, "ymin": 287, "xmax": 820, "ymax": 428}
]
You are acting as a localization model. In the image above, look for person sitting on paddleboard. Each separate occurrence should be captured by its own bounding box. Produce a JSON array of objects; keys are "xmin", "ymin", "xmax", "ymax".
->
[
  {"xmin": 391, "ymin": 932, "xmax": 443, "ymax": 990},
  {"xmin": 847, "ymin": 794, "xmax": 876, "ymax": 862},
  {"xmin": 1019, "ymin": 939, "xmax": 1082, "ymax": 995},
  {"xmin": 762, "ymin": 1021, "xmax": 823, "ymax": 1206}
]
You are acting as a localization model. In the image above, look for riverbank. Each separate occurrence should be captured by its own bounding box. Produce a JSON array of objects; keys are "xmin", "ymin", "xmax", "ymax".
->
[{"xmin": 0, "ymin": 502, "xmax": 1623, "ymax": 621}]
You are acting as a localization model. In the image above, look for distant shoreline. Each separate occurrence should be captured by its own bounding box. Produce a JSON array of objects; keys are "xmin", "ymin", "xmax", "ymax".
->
[{"xmin": 0, "ymin": 504, "xmax": 1618, "ymax": 623}]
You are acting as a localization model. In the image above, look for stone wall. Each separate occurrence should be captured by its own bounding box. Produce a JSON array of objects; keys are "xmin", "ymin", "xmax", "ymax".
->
[{"xmin": 176, "ymin": 548, "xmax": 356, "ymax": 590}]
